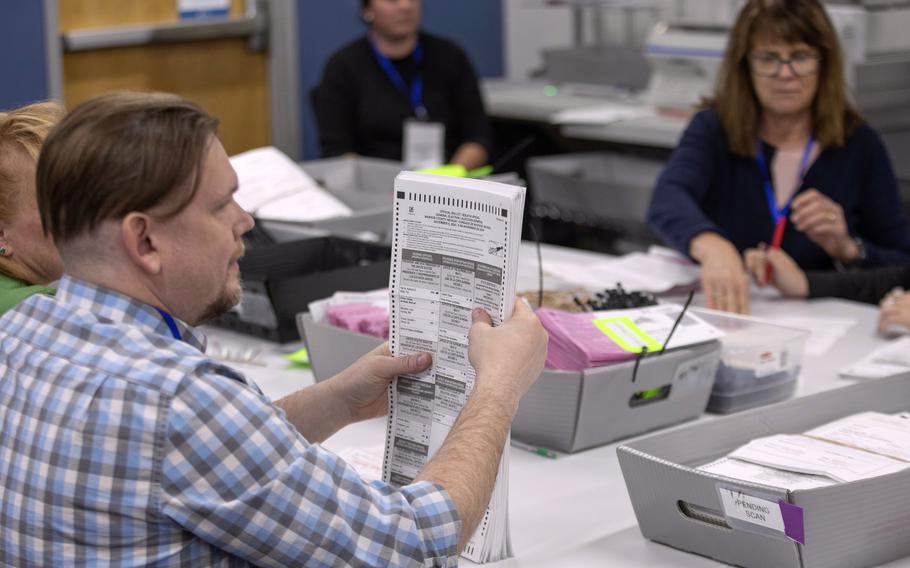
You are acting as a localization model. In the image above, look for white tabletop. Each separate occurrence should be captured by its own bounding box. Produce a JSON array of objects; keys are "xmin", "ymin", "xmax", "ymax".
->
[{"xmin": 203, "ymin": 242, "xmax": 907, "ymax": 567}]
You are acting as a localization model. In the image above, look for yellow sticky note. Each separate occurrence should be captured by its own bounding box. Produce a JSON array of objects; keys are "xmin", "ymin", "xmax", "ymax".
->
[
  {"xmin": 286, "ymin": 347, "xmax": 310, "ymax": 367},
  {"xmin": 592, "ymin": 316, "xmax": 663, "ymax": 354},
  {"xmin": 418, "ymin": 164, "xmax": 468, "ymax": 177}
]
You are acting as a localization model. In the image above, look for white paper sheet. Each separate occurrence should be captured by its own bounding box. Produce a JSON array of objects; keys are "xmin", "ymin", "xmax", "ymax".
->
[
  {"xmin": 700, "ymin": 457, "xmax": 836, "ymax": 490},
  {"xmin": 551, "ymin": 102, "xmax": 656, "ymax": 125},
  {"xmin": 761, "ymin": 315, "xmax": 856, "ymax": 356},
  {"xmin": 229, "ymin": 146, "xmax": 352, "ymax": 221},
  {"xmin": 542, "ymin": 250, "xmax": 700, "ymax": 293},
  {"xmin": 839, "ymin": 337, "xmax": 910, "ymax": 380},
  {"xmin": 806, "ymin": 412, "xmax": 910, "ymax": 463},
  {"xmin": 729, "ymin": 434, "xmax": 909, "ymax": 483},
  {"xmin": 336, "ymin": 445, "xmax": 385, "ymax": 483}
]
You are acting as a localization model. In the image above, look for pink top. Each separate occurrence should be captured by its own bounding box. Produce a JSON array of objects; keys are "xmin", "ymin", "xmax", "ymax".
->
[{"xmin": 772, "ymin": 144, "xmax": 821, "ymax": 208}]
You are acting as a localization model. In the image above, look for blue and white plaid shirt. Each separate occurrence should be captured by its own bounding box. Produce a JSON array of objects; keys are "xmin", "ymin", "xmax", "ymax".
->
[{"xmin": 0, "ymin": 276, "xmax": 460, "ymax": 567}]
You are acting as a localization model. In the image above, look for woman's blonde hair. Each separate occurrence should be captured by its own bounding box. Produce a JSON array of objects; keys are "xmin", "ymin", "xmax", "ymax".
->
[
  {"xmin": 710, "ymin": 0, "xmax": 863, "ymax": 156},
  {"xmin": 0, "ymin": 101, "xmax": 66, "ymax": 283}
]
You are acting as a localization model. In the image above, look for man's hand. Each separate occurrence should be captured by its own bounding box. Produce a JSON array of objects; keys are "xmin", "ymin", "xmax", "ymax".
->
[
  {"xmin": 790, "ymin": 189, "xmax": 859, "ymax": 263},
  {"xmin": 690, "ymin": 232, "xmax": 750, "ymax": 314},
  {"xmin": 744, "ymin": 245, "xmax": 809, "ymax": 298},
  {"xmin": 468, "ymin": 299, "xmax": 548, "ymax": 414},
  {"xmin": 326, "ymin": 343, "xmax": 433, "ymax": 424}
]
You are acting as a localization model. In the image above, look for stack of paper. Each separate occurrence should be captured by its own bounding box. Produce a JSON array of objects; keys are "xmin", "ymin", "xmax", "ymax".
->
[
  {"xmin": 384, "ymin": 172, "xmax": 526, "ymax": 563},
  {"xmin": 839, "ymin": 337, "xmax": 910, "ymax": 379},
  {"xmin": 550, "ymin": 102, "xmax": 656, "ymax": 125},
  {"xmin": 229, "ymin": 146, "xmax": 352, "ymax": 222},
  {"xmin": 701, "ymin": 412, "xmax": 910, "ymax": 490},
  {"xmin": 326, "ymin": 304, "xmax": 389, "ymax": 339},
  {"xmin": 307, "ymin": 289, "xmax": 389, "ymax": 324},
  {"xmin": 542, "ymin": 246, "xmax": 700, "ymax": 293},
  {"xmin": 539, "ymin": 303, "xmax": 724, "ymax": 371}
]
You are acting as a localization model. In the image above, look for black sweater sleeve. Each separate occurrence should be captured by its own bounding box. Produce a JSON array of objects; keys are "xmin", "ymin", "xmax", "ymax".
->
[{"xmin": 807, "ymin": 265, "xmax": 910, "ymax": 304}]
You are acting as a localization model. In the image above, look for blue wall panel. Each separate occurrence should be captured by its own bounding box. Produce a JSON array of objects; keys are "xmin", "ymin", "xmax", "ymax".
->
[
  {"xmin": 297, "ymin": 0, "xmax": 504, "ymax": 159},
  {"xmin": 0, "ymin": 1, "xmax": 49, "ymax": 110}
]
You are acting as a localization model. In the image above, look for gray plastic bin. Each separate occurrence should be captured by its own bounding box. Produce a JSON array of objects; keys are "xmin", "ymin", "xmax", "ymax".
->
[
  {"xmin": 261, "ymin": 156, "xmax": 403, "ymax": 244},
  {"xmin": 526, "ymin": 152, "xmax": 665, "ymax": 239}
]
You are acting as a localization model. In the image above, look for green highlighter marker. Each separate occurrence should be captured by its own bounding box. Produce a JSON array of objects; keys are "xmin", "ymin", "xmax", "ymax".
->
[{"xmin": 511, "ymin": 439, "xmax": 557, "ymax": 459}]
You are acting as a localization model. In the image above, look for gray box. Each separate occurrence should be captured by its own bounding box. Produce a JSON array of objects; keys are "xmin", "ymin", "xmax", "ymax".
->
[
  {"xmin": 526, "ymin": 152, "xmax": 664, "ymax": 240},
  {"xmin": 298, "ymin": 313, "xmax": 721, "ymax": 453},
  {"xmin": 262, "ymin": 156, "xmax": 402, "ymax": 244},
  {"xmin": 618, "ymin": 371, "xmax": 910, "ymax": 568}
]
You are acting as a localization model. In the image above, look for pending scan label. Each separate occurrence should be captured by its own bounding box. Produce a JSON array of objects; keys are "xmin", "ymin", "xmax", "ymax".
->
[{"xmin": 718, "ymin": 488, "xmax": 786, "ymax": 532}]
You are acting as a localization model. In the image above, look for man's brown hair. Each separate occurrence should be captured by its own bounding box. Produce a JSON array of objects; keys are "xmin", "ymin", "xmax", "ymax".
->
[
  {"xmin": 710, "ymin": 0, "xmax": 863, "ymax": 156},
  {"xmin": 37, "ymin": 91, "xmax": 219, "ymax": 243}
]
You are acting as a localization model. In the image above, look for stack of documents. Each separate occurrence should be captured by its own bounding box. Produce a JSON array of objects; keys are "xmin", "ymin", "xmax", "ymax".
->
[
  {"xmin": 325, "ymin": 304, "xmax": 389, "ymax": 339},
  {"xmin": 229, "ymin": 146, "xmax": 352, "ymax": 222},
  {"xmin": 839, "ymin": 337, "xmax": 910, "ymax": 379},
  {"xmin": 384, "ymin": 172, "xmax": 526, "ymax": 563},
  {"xmin": 542, "ymin": 246, "xmax": 700, "ymax": 293},
  {"xmin": 701, "ymin": 412, "xmax": 910, "ymax": 489},
  {"xmin": 539, "ymin": 303, "xmax": 724, "ymax": 371}
]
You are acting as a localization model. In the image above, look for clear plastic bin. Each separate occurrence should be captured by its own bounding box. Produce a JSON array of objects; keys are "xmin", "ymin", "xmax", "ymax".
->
[
  {"xmin": 692, "ymin": 308, "xmax": 810, "ymax": 414},
  {"xmin": 261, "ymin": 156, "xmax": 403, "ymax": 243}
]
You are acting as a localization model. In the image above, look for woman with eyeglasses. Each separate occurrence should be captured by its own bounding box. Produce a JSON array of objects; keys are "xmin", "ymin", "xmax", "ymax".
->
[{"xmin": 646, "ymin": 0, "xmax": 910, "ymax": 314}]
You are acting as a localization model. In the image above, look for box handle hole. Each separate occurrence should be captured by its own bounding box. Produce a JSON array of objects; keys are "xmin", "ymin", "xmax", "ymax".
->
[
  {"xmin": 677, "ymin": 500, "xmax": 731, "ymax": 530},
  {"xmin": 629, "ymin": 384, "xmax": 671, "ymax": 407}
]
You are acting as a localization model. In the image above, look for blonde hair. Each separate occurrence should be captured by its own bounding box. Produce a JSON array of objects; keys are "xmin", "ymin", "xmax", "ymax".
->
[
  {"xmin": 0, "ymin": 101, "xmax": 66, "ymax": 283},
  {"xmin": 709, "ymin": 0, "xmax": 862, "ymax": 156}
]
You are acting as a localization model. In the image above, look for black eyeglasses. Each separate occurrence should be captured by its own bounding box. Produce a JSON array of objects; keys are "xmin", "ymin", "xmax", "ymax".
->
[{"xmin": 747, "ymin": 52, "xmax": 822, "ymax": 77}]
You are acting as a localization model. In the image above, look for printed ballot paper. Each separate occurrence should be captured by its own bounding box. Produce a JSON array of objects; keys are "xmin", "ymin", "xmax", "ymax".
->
[{"xmin": 383, "ymin": 172, "xmax": 525, "ymax": 563}]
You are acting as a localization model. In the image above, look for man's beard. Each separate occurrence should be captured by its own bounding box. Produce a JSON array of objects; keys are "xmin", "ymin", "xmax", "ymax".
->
[{"xmin": 195, "ymin": 277, "xmax": 243, "ymax": 324}]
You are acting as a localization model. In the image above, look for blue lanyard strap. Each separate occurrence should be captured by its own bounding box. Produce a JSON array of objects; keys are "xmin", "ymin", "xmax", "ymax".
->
[
  {"xmin": 755, "ymin": 137, "xmax": 815, "ymax": 224},
  {"xmin": 155, "ymin": 308, "xmax": 183, "ymax": 341},
  {"xmin": 369, "ymin": 38, "xmax": 427, "ymax": 119}
]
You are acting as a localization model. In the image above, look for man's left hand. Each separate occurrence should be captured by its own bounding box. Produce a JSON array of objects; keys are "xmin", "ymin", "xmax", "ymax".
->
[{"xmin": 326, "ymin": 343, "xmax": 433, "ymax": 424}]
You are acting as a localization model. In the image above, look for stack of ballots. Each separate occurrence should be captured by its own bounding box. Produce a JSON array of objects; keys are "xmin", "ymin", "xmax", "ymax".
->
[{"xmin": 539, "ymin": 304, "xmax": 724, "ymax": 372}]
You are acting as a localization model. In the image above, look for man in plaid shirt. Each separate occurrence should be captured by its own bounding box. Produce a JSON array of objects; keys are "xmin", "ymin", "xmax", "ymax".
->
[{"xmin": 0, "ymin": 92, "xmax": 548, "ymax": 567}]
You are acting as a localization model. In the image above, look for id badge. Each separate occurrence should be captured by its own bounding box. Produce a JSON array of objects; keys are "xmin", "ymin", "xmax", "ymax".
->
[{"xmin": 403, "ymin": 119, "xmax": 445, "ymax": 169}]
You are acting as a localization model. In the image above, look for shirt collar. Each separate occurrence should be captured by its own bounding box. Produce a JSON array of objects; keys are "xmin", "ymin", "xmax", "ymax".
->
[{"xmin": 55, "ymin": 275, "xmax": 208, "ymax": 352}]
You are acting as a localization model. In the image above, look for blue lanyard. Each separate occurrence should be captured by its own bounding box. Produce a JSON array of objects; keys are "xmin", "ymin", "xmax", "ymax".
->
[
  {"xmin": 369, "ymin": 38, "xmax": 427, "ymax": 119},
  {"xmin": 155, "ymin": 308, "xmax": 182, "ymax": 341},
  {"xmin": 755, "ymin": 137, "xmax": 815, "ymax": 224}
]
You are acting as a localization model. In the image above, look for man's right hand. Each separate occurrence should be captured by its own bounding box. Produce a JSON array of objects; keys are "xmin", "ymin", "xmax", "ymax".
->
[
  {"xmin": 690, "ymin": 232, "xmax": 750, "ymax": 314},
  {"xmin": 468, "ymin": 299, "xmax": 548, "ymax": 415}
]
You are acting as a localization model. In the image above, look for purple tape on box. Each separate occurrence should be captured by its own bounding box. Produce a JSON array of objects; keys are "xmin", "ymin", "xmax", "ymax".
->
[{"xmin": 779, "ymin": 500, "xmax": 805, "ymax": 545}]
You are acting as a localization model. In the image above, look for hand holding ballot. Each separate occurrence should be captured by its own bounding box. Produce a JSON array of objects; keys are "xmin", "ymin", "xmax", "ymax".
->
[{"xmin": 469, "ymin": 299, "xmax": 548, "ymax": 414}]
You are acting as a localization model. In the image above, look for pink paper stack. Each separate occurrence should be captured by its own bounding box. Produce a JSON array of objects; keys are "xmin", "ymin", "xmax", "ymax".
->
[
  {"xmin": 327, "ymin": 304, "xmax": 390, "ymax": 339},
  {"xmin": 536, "ymin": 308, "xmax": 636, "ymax": 371}
]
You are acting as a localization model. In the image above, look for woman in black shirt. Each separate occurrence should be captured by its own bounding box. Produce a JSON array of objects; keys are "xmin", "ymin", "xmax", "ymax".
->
[{"xmin": 314, "ymin": 0, "xmax": 491, "ymax": 169}]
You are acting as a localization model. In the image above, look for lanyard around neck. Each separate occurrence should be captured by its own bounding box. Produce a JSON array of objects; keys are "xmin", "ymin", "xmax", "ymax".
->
[
  {"xmin": 155, "ymin": 308, "xmax": 183, "ymax": 341},
  {"xmin": 755, "ymin": 137, "xmax": 815, "ymax": 225},
  {"xmin": 369, "ymin": 38, "xmax": 427, "ymax": 119}
]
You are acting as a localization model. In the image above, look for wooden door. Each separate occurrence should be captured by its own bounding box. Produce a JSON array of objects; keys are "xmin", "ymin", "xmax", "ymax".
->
[{"xmin": 59, "ymin": 0, "xmax": 270, "ymax": 155}]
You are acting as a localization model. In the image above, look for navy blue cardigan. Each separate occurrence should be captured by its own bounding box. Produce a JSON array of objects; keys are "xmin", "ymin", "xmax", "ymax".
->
[{"xmin": 647, "ymin": 109, "xmax": 910, "ymax": 270}]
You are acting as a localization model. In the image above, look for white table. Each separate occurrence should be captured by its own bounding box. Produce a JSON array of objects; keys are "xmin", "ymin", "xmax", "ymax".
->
[{"xmin": 204, "ymin": 242, "xmax": 907, "ymax": 567}]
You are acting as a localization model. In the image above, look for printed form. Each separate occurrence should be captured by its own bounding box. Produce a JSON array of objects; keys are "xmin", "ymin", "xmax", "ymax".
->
[{"xmin": 383, "ymin": 171, "xmax": 525, "ymax": 563}]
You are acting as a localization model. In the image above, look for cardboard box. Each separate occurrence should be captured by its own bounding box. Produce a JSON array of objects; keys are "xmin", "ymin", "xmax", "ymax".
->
[
  {"xmin": 298, "ymin": 313, "xmax": 721, "ymax": 452},
  {"xmin": 617, "ymin": 371, "xmax": 910, "ymax": 568}
]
